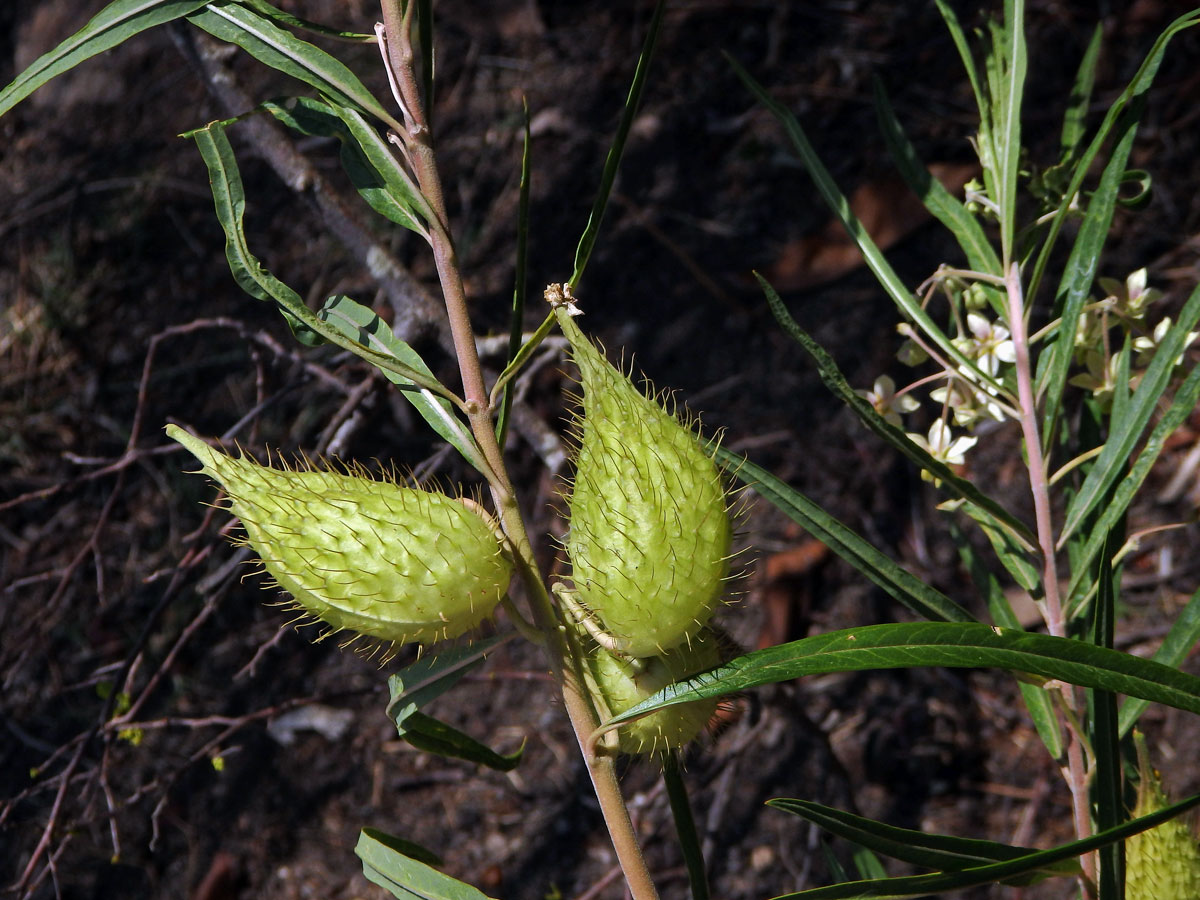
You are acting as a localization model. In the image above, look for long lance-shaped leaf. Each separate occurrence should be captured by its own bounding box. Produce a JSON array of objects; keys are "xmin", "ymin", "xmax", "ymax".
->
[
  {"xmin": 261, "ymin": 96, "xmax": 432, "ymax": 235},
  {"xmin": 1119, "ymin": 586, "xmax": 1200, "ymax": 737},
  {"xmin": 190, "ymin": 122, "xmax": 492, "ymax": 475},
  {"xmin": 767, "ymin": 792, "xmax": 1200, "ymax": 899},
  {"xmin": 872, "ymin": 79, "xmax": 999, "ymax": 278},
  {"xmin": 932, "ymin": 1, "xmax": 986, "ymax": 155},
  {"xmin": 188, "ymin": 2, "xmax": 401, "ymax": 130},
  {"xmin": 497, "ymin": 99, "xmax": 533, "ymax": 449},
  {"xmin": 607, "ymin": 622, "xmax": 1200, "ymax": 727},
  {"xmin": 756, "ymin": 274, "xmax": 1036, "ymax": 553},
  {"xmin": 989, "ymin": 0, "xmax": 1026, "ymax": 266},
  {"xmin": 1065, "ymin": 358, "xmax": 1200, "ymax": 605},
  {"xmin": 569, "ymin": 0, "xmax": 665, "ymax": 288},
  {"xmin": 239, "ymin": 0, "xmax": 374, "ymax": 41},
  {"xmin": 1090, "ymin": 542, "xmax": 1124, "ymax": 899},
  {"xmin": 1026, "ymin": 10, "xmax": 1200, "ymax": 306},
  {"xmin": 728, "ymin": 56, "xmax": 994, "ymax": 390},
  {"xmin": 397, "ymin": 711, "xmax": 523, "ymax": 772},
  {"xmin": 0, "ymin": 0, "xmax": 210, "ymax": 117},
  {"xmin": 955, "ymin": 525, "xmax": 1063, "ymax": 759},
  {"xmin": 1060, "ymin": 282, "xmax": 1200, "ymax": 545},
  {"xmin": 1035, "ymin": 96, "xmax": 1142, "ymax": 442},
  {"xmin": 714, "ymin": 449, "xmax": 975, "ymax": 625},
  {"xmin": 663, "ymin": 752, "xmax": 709, "ymax": 900},
  {"xmin": 356, "ymin": 829, "xmax": 494, "ymax": 900},
  {"xmin": 768, "ymin": 799, "xmax": 1079, "ymax": 884},
  {"xmin": 385, "ymin": 634, "xmax": 512, "ymax": 729},
  {"xmin": 1059, "ymin": 23, "xmax": 1103, "ymax": 162}
]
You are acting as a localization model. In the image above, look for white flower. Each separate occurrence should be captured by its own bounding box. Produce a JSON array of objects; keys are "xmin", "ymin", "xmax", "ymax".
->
[
  {"xmin": 907, "ymin": 420, "xmax": 977, "ymax": 482},
  {"xmin": 930, "ymin": 380, "xmax": 1006, "ymax": 429},
  {"xmin": 1097, "ymin": 268, "xmax": 1161, "ymax": 322},
  {"xmin": 858, "ymin": 375, "xmax": 920, "ymax": 426},
  {"xmin": 962, "ymin": 313, "xmax": 1016, "ymax": 376},
  {"xmin": 1133, "ymin": 317, "xmax": 1199, "ymax": 367}
]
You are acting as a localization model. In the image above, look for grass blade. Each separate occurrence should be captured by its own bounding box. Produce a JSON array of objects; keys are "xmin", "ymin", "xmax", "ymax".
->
[
  {"xmin": 570, "ymin": 0, "xmax": 665, "ymax": 288},
  {"xmin": 769, "ymin": 793, "xmax": 1200, "ymax": 899},
  {"xmin": 872, "ymin": 78, "xmax": 999, "ymax": 277},
  {"xmin": 663, "ymin": 752, "xmax": 709, "ymax": 900},
  {"xmin": 757, "ymin": 274, "xmax": 1035, "ymax": 552},
  {"xmin": 1060, "ymin": 284, "xmax": 1200, "ymax": 545},
  {"xmin": 715, "ymin": 449, "xmax": 975, "ymax": 625},
  {"xmin": 768, "ymin": 798, "xmax": 1078, "ymax": 883},
  {"xmin": 729, "ymin": 57, "xmax": 992, "ymax": 388},
  {"xmin": 1119, "ymin": 587, "xmax": 1200, "ymax": 736},
  {"xmin": 0, "ymin": 0, "xmax": 210, "ymax": 117},
  {"xmin": 1065, "ymin": 358, "xmax": 1200, "ymax": 606}
]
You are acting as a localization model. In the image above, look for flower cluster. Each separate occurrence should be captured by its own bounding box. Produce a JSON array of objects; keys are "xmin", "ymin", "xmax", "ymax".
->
[{"xmin": 859, "ymin": 267, "xmax": 1191, "ymax": 481}]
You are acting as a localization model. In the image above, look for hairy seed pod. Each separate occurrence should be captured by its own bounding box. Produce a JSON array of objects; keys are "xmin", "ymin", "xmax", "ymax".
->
[
  {"xmin": 589, "ymin": 629, "xmax": 722, "ymax": 755},
  {"xmin": 167, "ymin": 426, "xmax": 513, "ymax": 654},
  {"xmin": 1126, "ymin": 734, "xmax": 1200, "ymax": 900},
  {"xmin": 553, "ymin": 296, "xmax": 731, "ymax": 657}
]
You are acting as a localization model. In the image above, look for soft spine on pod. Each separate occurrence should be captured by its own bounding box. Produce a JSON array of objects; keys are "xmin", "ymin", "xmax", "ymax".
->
[
  {"xmin": 167, "ymin": 425, "xmax": 513, "ymax": 654},
  {"xmin": 1126, "ymin": 733, "xmax": 1200, "ymax": 900},
  {"xmin": 553, "ymin": 296, "xmax": 732, "ymax": 658},
  {"xmin": 588, "ymin": 629, "xmax": 722, "ymax": 755}
]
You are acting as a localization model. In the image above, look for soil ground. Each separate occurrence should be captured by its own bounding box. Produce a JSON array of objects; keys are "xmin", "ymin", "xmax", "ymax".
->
[{"xmin": 3, "ymin": 2, "xmax": 1200, "ymax": 899}]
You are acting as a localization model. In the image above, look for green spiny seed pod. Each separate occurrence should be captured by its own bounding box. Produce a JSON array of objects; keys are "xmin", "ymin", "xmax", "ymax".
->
[
  {"xmin": 551, "ymin": 287, "xmax": 732, "ymax": 658},
  {"xmin": 588, "ymin": 629, "xmax": 722, "ymax": 755},
  {"xmin": 1127, "ymin": 734, "xmax": 1200, "ymax": 900},
  {"xmin": 167, "ymin": 425, "xmax": 513, "ymax": 654}
]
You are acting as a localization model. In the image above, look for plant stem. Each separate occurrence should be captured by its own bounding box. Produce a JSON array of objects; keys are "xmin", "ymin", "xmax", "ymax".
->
[
  {"xmin": 376, "ymin": 6, "xmax": 660, "ymax": 898},
  {"xmin": 1005, "ymin": 262, "xmax": 1095, "ymax": 889}
]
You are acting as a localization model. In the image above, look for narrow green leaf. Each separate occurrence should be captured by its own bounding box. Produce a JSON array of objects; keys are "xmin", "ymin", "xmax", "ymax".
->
[
  {"xmin": 956, "ymin": 526, "xmax": 1064, "ymax": 759},
  {"xmin": 872, "ymin": 78, "xmax": 999, "ymax": 277},
  {"xmin": 1037, "ymin": 97, "xmax": 1142, "ymax": 443},
  {"xmin": 663, "ymin": 752, "xmax": 709, "ymax": 900},
  {"xmin": 497, "ymin": 98, "xmax": 533, "ymax": 449},
  {"xmin": 1069, "ymin": 360, "xmax": 1200, "ymax": 609},
  {"xmin": 932, "ymin": 0, "xmax": 986, "ymax": 135},
  {"xmin": 769, "ymin": 793, "xmax": 1200, "ymax": 899},
  {"xmin": 262, "ymin": 96, "xmax": 427, "ymax": 233},
  {"xmin": 1119, "ymin": 586, "xmax": 1200, "ymax": 736},
  {"xmin": 356, "ymin": 829, "xmax": 495, "ymax": 900},
  {"xmin": 360, "ymin": 828, "xmax": 443, "ymax": 868},
  {"xmin": 608, "ymin": 622, "xmax": 1200, "ymax": 726},
  {"xmin": 756, "ymin": 273, "xmax": 1035, "ymax": 552},
  {"xmin": 729, "ymin": 58, "xmax": 998, "ymax": 391},
  {"xmin": 714, "ymin": 449, "xmax": 975, "ymax": 625},
  {"xmin": 0, "ymin": 0, "xmax": 210, "ymax": 117},
  {"xmin": 399, "ymin": 711, "xmax": 523, "ymax": 772},
  {"xmin": 1060, "ymin": 24, "xmax": 1103, "ymax": 161},
  {"xmin": 316, "ymin": 294, "xmax": 478, "ymax": 459},
  {"xmin": 991, "ymin": 0, "xmax": 1026, "ymax": 265},
  {"xmin": 1091, "ymin": 542, "xmax": 1124, "ymax": 900},
  {"xmin": 1060, "ymin": 283, "xmax": 1200, "ymax": 545},
  {"xmin": 239, "ymin": 0, "xmax": 374, "ymax": 41},
  {"xmin": 957, "ymin": 501, "xmax": 1041, "ymax": 592},
  {"xmin": 1026, "ymin": 11, "xmax": 1200, "ymax": 305},
  {"xmin": 188, "ymin": 2, "xmax": 400, "ymax": 129},
  {"xmin": 569, "ymin": 0, "xmax": 665, "ymax": 288},
  {"xmin": 768, "ymin": 799, "xmax": 1079, "ymax": 883},
  {"xmin": 190, "ymin": 122, "xmax": 493, "ymax": 475},
  {"xmin": 385, "ymin": 635, "xmax": 511, "ymax": 730}
]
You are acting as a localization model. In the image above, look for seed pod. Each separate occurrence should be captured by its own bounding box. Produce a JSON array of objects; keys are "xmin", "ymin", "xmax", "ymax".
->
[
  {"xmin": 167, "ymin": 425, "xmax": 513, "ymax": 654},
  {"xmin": 553, "ymin": 295, "xmax": 732, "ymax": 657},
  {"xmin": 588, "ymin": 629, "xmax": 722, "ymax": 755},
  {"xmin": 1126, "ymin": 733, "xmax": 1200, "ymax": 900}
]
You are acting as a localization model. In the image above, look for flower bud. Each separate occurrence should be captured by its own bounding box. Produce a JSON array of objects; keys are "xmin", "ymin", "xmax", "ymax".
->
[
  {"xmin": 167, "ymin": 426, "xmax": 512, "ymax": 654},
  {"xmin": 553, "ymin": 300, "xmax": 732, "ymax": 657}
]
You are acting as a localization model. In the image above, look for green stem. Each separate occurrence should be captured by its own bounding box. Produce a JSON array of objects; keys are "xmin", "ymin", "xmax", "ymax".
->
[{"xmin": 376, "ymin": 6, "xmax": 660, "ymax": 898}]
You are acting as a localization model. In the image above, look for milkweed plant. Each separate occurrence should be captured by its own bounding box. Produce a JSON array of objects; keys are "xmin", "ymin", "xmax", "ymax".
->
[{"xmin": 5, "ymin": 1, "xmax": 1200, "ymax": 898}]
